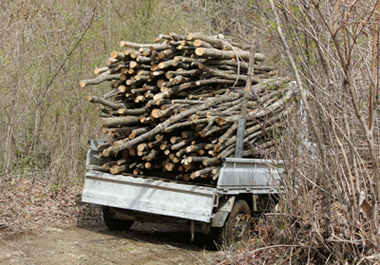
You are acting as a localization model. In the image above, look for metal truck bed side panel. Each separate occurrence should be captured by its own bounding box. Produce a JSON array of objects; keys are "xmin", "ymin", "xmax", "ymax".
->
[
  {"xmin": 217, "ymin": 158, "xmax": 283, "ymax": 193},
  {"xmin": 82, "ymin": 170, "xmax": 216, "ymax": 222}
]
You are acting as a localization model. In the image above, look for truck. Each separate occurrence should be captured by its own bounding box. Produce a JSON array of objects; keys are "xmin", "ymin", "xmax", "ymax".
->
[{"xmin": 81, "ymin": 139, "xmax": 283, "ymax": 245}]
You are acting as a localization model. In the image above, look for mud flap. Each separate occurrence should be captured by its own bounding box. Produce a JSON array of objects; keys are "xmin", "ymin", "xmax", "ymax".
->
[{"xmin": 211, "ymin": 196, "xmax": 235, "ymax": 227}]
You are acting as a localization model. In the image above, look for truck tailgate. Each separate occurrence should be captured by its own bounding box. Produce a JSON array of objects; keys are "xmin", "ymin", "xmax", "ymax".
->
[{"xmin": 82, "ymin": 170, "xmax": 217, "ymax": 222}]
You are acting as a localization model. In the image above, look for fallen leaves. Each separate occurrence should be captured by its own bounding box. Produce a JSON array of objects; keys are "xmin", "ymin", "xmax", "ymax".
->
[{"xmin": 0, "ymin": 175, "xmax": 87, "ymax": 237}]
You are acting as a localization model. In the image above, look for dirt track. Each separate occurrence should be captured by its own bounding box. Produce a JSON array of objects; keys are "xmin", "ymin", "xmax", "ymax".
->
[{"xmin": 0, "ymin": 217, "xmax": 223, "ymax": 265}]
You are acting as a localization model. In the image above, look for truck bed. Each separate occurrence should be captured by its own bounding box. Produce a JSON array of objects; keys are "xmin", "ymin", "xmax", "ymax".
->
[{"xmin": 82, "ymin": 140, "xmax": 283, "ymax": 223}]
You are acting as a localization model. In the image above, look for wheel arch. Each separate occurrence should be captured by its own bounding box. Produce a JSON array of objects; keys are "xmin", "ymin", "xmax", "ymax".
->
[{"xmin": 211, "ymin": 193, "xmax": 279, "ymax": 228}]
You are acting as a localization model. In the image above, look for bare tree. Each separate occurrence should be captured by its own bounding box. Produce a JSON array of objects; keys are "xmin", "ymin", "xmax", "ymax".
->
[{"xmin": 265, "ymin": 0, "xmax": 380, "ymax": 263}]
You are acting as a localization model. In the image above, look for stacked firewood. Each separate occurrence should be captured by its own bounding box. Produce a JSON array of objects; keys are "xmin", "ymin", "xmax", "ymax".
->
[{"xmin": 80, "ymin": 32, "xmax": 297, "ymax": 184}]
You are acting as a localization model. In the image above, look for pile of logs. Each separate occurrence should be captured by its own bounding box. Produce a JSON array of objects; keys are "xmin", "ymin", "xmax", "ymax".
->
[{"xmin": 80, "ymin": 32, "xmax": 297, "ymax": 185}]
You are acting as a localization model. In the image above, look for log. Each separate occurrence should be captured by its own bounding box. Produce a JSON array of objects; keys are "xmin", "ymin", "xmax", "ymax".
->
[
  {"xmin": 145, "ymin": 150, "xmax": 159, "ymax": 161},
  {"xmin": 158, "ymin": 59, "xmax": 179, "ymax": 69},
  {"xmin": 212, "ymin": 169, "xmax": 221, "ymax": 180},
  {"xmin": 187, "ymin": 33, "xmax": 228, "ymax": 50},
  {"xmin": 193, "ymin": 39, "xmax": 214, "ymax": 48},
  {"xmin": 117, "ymin": 159, "xmax": 127, "ymax": 165},
  {"xmin": 110, "ymin": 164, "xmax": 127, "ymax": 174},
  {"xmin": 169, "ymin": 32, "xmax": 187, "ymax": 41},
  {"xmin": 107, "ymin": 126, "xmax": 140, "ymax": 135},
  {"xmin": 160, "ymin": 141, "xmax": 169, "ymax": 151},
  {"xmin": 105, "ymin": 57, "xmax": 119, "ymax": 66},
  {"xmin": 136, "ymin": 55, "xmax": 151, "ymax": 63},
  {"xmin": 103, "ymin": 160, "xmax": 117, "ymax": 171},
  {"xmin": 170, "ymin": 136, "xmax": 182, "ymax": 144},
  {"xmin": 185, "ymin": 143, "xmax": 205, "ymax": 153},
  {"xmin": 111, "ymin": 51, "xmax": 126, "ymax": 60},
  {"xmin": 203, "ymin": 157, "xmax": 220, "ymax": 167},
  {"xmin": 119, "ymin": 40, "xmax": 170, "ymax": 51},
  {"xmin": 182, "ymin": 156, "xmax": 210, "ymax": 165},
  {"xmin": 218, "ymin": 122, "xmax": 238, "ymax": 144},
  {"xmin": 165, "ymin": 69, "xmax": 201, "ymax": 79},
  {"xmin": 161, "ymin": 48, "xmax": 177, "ymax": 58},
  {"xmin": 164, "ymin": 118, "xmax": 210, "ymax": 133},
  {"xmin": 174, "ymin": 56, "xmax": 206, "ymax": 64},
  {"xmin": 88, "ymin": 95, "xmax": 128, "ymax": 110},
  {"xmin": 164, "ymin": 162, "xmax": 175, "ymax": 171},
  {"xmin": 117, "ymin": 107, "xmax": 147, "ymax": 116},
  {"xmin": 196, "ymin": 64, "xmax": 251, "ymax": 82},
  {"xmin": 154, "ymin": 79, "xmax": 233, "ymax": 101},
  {"xmin": 195, "ymin": 47, "xmax": 266, "ymax": 62},
  {"xmin": 81, "ymin": 32, "xmax": 298, "ymax": 185},
  {"xmin": 171, "ymin": 138, "xmax": 193, "ymax": 151},
  {"xmin": 129, "ymin": 128, "xmax": 148, "ymax": 140},
  {"xmin": 79, "ymin": 74, "xmax": 121, "ymax": 87},
  {"xmin": 102, "ymin": 91, "xmax": 242, "ymax": 157},
  {"xmin": 94, "ymin": 66, "xmax": 112, "ymax": 75},
  {"xmin": 151, "ymin": 104, "xmax": 180, "ymax": 119},
  {"xmin": 100, "ymin": 116, "xmax": 141, "ymax": 127},
  {"xmin": 191, "ymin": 167, "xmax": 218, "ymax": 179}
]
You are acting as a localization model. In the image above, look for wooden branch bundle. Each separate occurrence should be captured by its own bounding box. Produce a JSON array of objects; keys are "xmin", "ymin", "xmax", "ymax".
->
[{"xmin": 79, "ymin": 32, "xmax": 298, "ymax": 185}]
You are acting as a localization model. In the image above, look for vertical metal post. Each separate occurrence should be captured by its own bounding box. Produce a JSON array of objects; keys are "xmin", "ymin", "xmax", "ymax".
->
[{"xmin": 235, "ymin": 118, "xmax": 246, "ymax": 158}]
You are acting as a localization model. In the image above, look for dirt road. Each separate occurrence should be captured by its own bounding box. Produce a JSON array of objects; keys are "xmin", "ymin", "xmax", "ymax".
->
[
  {"xmin": 0, "ymin": 216, "xmax": 223, "ymax": 265},
  {"xmin": 0, "ymin": 178, "xmax": 224, "ymax": 264}
]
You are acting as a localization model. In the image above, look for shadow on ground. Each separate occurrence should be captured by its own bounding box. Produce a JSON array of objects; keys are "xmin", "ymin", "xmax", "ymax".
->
[{"xmin": 76, "ymin": 204, "xmax": 220, "ymax": 251}]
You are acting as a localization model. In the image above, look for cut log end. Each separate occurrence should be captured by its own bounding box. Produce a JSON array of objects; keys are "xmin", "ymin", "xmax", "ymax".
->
[
  {"xmin": 195, "ymin": 48, "xmax": 205, "ymax": 57},
  {"xmin": 79, "ymin": 81, "xmax": 86, "ymax": 88}
]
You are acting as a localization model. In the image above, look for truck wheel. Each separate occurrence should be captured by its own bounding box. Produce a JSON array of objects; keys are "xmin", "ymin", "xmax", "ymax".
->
[
  {"xmin": 102, "ymin": 206, "xmax": 135, "ymax": 231},
  {"xmin": 217, "ymin": 200, "xmax": 251, "ymax": 245}
]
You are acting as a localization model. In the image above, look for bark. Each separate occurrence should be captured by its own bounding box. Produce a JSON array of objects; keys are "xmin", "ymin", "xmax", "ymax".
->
[
  {"xmin": 165, "ymin": 69, "xmax": 201, "ymax": 79},
  {"xmin": 187, "ymin": 32, "xmax": 230, "ymax": 50},
  {"xmin": 191, "ymin": 167, "xmax": 218, "ymax": 179},
  {"xmin": 197, "ymin": 64, "xmax": 249, "ymax": 82},
  {"xmin": 107, "ymin": 126, "xmax": 140, "ymax": 135},
  {"xmin": 103, "ymin": 160, "xmax": 117, "ymax": 171},
  {"xmin": 101, "ymin": 116, "xmax": 141, "ymax": 127},
  {"xmin": 105, "ymin": 57, "xmax": 119, "ymax": 66},
  {"xmin": 171, "ymin": 138, "xmax": 193, "ymax": 151},
  {"xmin": 129, "ymin": 128, "xmax": 148, "ymax": 140},
  {"xmin": 88, "ymin": 95, "xmax": 128, "ymax": 110},
  {"xmin": 119, "ymin": 41, "xmax": 171, "ymax": 51},
  {"xmin": 111, "ymin": 51, "xmax": 126, "ymax": 60},
  {"xmin": 185, "ymin": 143, "xmax": 206, "ymax": 153},
  {"xmin": 103, "ymin": 92, "xmax": 241, "ymax": 157},
  {"xmin": 164, "ymin": 118, "xmax": 210, "ymax": 133},
  {"xmin": 145, "ymin": 150, "xmax": 159, "ymax": 161},
  {"xmin": 110, "ymin": 164, "xmax": 127, "ymax": 174},
  {"xmin": 195, "ymin": 47, "xmax": 266, "ymax": 62},
  {"xmin": 79, "ymin": 74, "xmax": 121, "ymax": 87},
  {"xmin": 151, "ymin": 104, "xmax": 180, "ymax": 119},
  {"xmin": 183, "ymin": 156, "xmax": 211, "ymax": 164},
  {"xmin": 193, "ymin": 39, "xmax": 214, "ymax": 48},
  {"xmin": 218, "ymin": 122, "xmax": 238, "ymax": 144}
]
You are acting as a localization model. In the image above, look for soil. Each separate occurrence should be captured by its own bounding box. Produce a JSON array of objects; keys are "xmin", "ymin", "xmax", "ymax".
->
[{"xmin": 0, "ymin": 208, "xmax": 223, "ymax": 265}]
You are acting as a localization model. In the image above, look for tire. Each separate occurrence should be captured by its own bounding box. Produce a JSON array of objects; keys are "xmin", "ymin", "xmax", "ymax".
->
[
  {"xmin": 216, "ymin": 200, "xmax": 251, "ymax": 245},
  {"xmin": 102, "ymin": 206, "xmax": 135, "ymax": 231}
]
